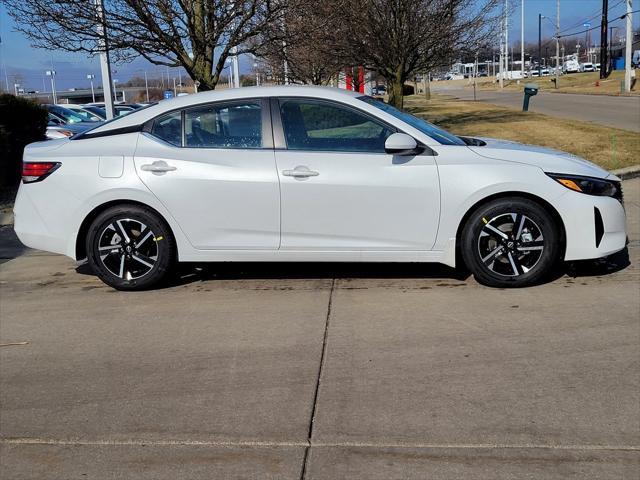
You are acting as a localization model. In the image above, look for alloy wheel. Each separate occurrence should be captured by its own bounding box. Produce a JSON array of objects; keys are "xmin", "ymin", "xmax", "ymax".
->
[
  {"xmin": 477, "ymin": 213, "xmax": 544, "ymax": 277},
  {"xmin": 97, "ymin": 218, "xmax": 158, "ymax": 280}
]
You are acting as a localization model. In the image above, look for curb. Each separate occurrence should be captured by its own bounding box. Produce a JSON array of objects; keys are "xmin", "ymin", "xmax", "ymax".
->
[
  {"xmin": 611, "ymin": 165, "xmax": 640, "ymax": 180},
  {"xmin": 0, "ymin": 211, "xmax": 14, "ymax": 226}
]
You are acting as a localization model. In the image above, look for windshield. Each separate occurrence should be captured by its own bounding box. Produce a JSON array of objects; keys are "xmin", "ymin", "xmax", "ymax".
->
[
  {"xmin": 358, "ymin": 96, "xmax": 465, "ymax": 146},
  {"xmin": 69, "ymin": 108, "xmax": 102, "ymax": 122},
  {"xmin": 48, "ymin": 105, "xmax": 87, "ymax": 124},
  {"xmin": 83, "ymin": 105, "xmax": 107, "ymax": 119}
]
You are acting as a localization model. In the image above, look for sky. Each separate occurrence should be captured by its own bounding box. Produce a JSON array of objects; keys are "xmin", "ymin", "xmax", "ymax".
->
[{"xmin": 1, "ymin": 0, "xmax": 638, "ymax": 91}]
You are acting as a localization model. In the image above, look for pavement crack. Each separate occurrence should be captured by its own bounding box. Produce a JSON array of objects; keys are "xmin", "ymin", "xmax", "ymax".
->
[{"xmin": 300, "ymin": 278, "xmax": 335, "ymax": 480}]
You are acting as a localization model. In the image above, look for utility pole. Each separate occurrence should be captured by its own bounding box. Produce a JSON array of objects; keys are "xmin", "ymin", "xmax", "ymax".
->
[
  {"xmin": 624, "ymin": 0, "xmax": 633, "ymax": 92},
  {"xmin": 555, "ymin": 0, "xmax": 560, "ymax": 88},
  {"xmin": 95, "ymin": 0, "xmax": 115, "ymax": 119},
  {"xmin": 521, "ymin": 0, "xmax": 525, "ymax": 79},
  {"xmin": 538, "ymin": 14, "xmax": 543, "ymax": 78},
  {"xmin": 600, "ymin": 0, "xmax": 609, "ymax": 79}
]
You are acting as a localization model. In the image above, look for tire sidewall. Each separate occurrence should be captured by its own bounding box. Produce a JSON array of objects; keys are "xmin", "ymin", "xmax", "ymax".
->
[
  {"xmin": 461, "ymin": 198, "xmax": 560, "ymax": 287},
  {"xmin": 86, "ymin": 206, "xmax": 175, "ymax": 290}
]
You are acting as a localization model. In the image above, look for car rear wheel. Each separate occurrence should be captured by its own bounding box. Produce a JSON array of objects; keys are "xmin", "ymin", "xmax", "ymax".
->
[
  {"xmin": 86, "ymin": 205, "xmax": 176, "ymax": 290},
  {"xmin": 461, "ymin": 198, "xmax": 561, "ymax": 288}
]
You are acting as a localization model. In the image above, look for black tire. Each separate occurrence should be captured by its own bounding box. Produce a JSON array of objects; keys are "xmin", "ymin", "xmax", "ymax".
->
[
  {"xmin": 86, "ymin": 204, "xmax": 176, "ymax": 290},
  {"xmin": 460, "ymin": 197, "xmax": 561, "ymax": 288}
]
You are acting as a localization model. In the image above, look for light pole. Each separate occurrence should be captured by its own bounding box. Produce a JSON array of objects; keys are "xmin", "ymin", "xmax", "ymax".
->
[
  {"xmin": 545, "ymin": 46, "xmax": 549, "ymax": 68},
  {"xmin": 624, "ymin": 0, "xmax": 633, "ymax": 92},
  {"xmin": 555, "ymin": 0, "xmax": 560, "ymax": 88},
  {"xmin": 113, "ymin": 78, "xmax": 119, "ymax": 102},
  {"xmin": 94, "ymin": 0, "xmax": 115, "ymax": 119},
  {"xmin": 538, "ymin": 14, "xmax": 543, "ymax": 78},
  {"xmin": 87, "ymin": 74, "xmax": 96, "ymax": 103},
  {"xmin": 583, "ymin": 23, "xmax": 592, "ymax": 62},
  {"xmin": 46, "ymin": 70, "xmax": 57, "ymax": 104},
  {"xmin": 144, "ymin": 71, "xmax": 149, "ymax": 102},
  {"xmin": 521, "ymin": 0, "xmax": 525, "ymax": 80}
]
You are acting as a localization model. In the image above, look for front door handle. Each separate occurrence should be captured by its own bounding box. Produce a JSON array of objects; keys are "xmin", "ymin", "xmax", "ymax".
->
[
  {"xmin": 141, "ymin": 161, "xmax": 177, "ymax": 173},
  {"xmin": 282, "ymin": 166, "xmax": 319, "ymax": 178}
]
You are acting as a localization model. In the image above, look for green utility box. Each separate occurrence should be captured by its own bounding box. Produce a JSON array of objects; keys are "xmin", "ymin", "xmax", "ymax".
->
[{"xmin": 522, "ymin": 84, "xmax": 539, "ymax": 111}]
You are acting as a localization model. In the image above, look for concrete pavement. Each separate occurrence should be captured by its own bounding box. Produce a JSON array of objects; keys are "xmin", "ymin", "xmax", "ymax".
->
[
  {"xmin": 431, "ymin": 86, "xmax": 640, "ymax": 132},
  {"xmin": 1, "ymin": 180, "xmax": 639, "ymax": 479}
]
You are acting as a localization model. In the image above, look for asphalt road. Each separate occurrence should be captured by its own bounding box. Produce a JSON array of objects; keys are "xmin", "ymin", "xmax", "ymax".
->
[
  {"xmin": 1, "ymin": 179, "xmax": 639, "ymax": 479},
  {"xmin": 432, "ymin": 86, "xmax": 640, "ymax": 132}
]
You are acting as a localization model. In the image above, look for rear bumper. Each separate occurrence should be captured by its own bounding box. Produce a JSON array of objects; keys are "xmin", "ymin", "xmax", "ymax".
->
[
  {"xmin": 560, "ymin": 191, "xmax": 627, "ymax": 261},
  {"xmin": 13, "ymin": 184, "xmax": 69, "ymax": 256}
]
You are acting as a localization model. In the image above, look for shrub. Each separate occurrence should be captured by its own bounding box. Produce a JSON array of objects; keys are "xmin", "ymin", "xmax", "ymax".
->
[{"xmin": 0, "ymin": 94, "xmax": 48, "ymax": 187}]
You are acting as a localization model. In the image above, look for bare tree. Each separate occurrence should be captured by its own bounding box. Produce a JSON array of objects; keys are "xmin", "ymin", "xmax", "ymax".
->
[
  {"xmin": 2, "ymin": 0, "xmax": 296, "ymax": 90},
  {"xmin": 259, "ymin": 0, "xmax": 346, "ymax": 85},
  {"xmin": 336, "ymin": 0, "xmax": 501, "ymax": 107}
]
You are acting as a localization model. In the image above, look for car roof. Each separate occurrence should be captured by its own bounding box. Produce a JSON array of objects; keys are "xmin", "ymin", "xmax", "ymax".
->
[{"xmin": 85, "ymin": 86, "xmax": 364, "ymax": 135}]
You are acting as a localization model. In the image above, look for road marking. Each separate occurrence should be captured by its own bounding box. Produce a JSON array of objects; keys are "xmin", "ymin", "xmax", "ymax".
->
[{"xmin": 2, "ymin": 438, "xmax": 638, "ymax": 452}]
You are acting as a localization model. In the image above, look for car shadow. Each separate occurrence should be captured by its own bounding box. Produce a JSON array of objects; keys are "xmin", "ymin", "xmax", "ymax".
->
[
  {"xmin": 73, "ymin": 247, "xmax": 631, "ymax": 289},
  {"xmin": 563, "ymin": 246, "xmax": 631, "ymax": 278},
  {"xmin": 166, "ymin": 262, "xmax": 470, "ymax": 287}
]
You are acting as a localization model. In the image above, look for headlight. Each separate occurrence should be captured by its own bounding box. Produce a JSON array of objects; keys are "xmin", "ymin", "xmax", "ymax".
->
[{"xmin": 546, "ymin": 173, "xmax": 622, "ymax": 200}]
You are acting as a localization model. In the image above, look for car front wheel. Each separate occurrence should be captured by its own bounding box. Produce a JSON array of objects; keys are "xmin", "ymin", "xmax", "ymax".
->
[
  {"xmin": 86, "ymin": 205, "xmax": 176, "ymax": 290},
  {"xmin": 461, "ymin": 198, "xmax": 562, "ymax": 288}
]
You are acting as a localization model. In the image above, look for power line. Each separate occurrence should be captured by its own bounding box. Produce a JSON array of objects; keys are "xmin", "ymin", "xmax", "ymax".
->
[
  {"xmin": 557, "ymin": 0, "xmax": 624, "ymax": 35},
  {"xmin": 557, "ymin": 13, "xmax": 630, "ymax": 39}
]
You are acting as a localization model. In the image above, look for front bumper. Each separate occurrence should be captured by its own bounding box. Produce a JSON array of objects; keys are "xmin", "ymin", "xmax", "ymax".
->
[{"xmin": 559, "ymin": 190, "xmax": 627, "ymax": 261}]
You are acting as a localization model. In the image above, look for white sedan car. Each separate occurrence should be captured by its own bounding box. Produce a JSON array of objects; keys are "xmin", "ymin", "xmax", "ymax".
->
[{"xmin": 15, "ymin": 86, "xmax": 626, "ymax": 290}]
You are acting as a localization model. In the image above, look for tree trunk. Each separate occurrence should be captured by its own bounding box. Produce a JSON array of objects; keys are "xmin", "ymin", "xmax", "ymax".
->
[
  {"xmin": 189, "ymin": 57, "xmax": 217, "ymax": 91},
  {"xmin": 387, "ymin": 73, "xmax": 405, "ymax": 109}
]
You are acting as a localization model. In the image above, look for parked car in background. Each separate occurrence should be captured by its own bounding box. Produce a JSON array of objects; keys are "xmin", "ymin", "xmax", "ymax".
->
[
  {"xmin": 45, "ymin": 119, "xmax": 95, "ymax": 139},
  {"xmin": 86, "ymin": 103, "xmax": 136, "ymax": 116},
  {"xmin": 46, "ymin": 104, "xmax": 94, "ymax": 125},
  {"xmin": 562, "ymin": 58, "xmax": 580, "ymax": 73},
  {"xmin": 580, "ymin": 63, "xmax": 595, "ymax": 73},
  {"xmin": 15, "ymin": 86, "xmax": 627, "ymax": 291},
  {"xmin": 371, "ymin": 85, "xmax": 386, "ymax": 95},
  {"xmin": 81, "ymin": 105, "xmax": 108, "ymax": 120},
  {"xmin": 57, "ymin": 104, "xmax": 103, "ymax": 122}
]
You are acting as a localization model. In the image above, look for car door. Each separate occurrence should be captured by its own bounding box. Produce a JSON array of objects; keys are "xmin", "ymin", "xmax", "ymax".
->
[
  {"xmin": 273, "ymin": 97, "xmax": 440, "ymax": 251},
  {"xmin": 134, "ymin": 99, "xmax": 280, "ymax": 250}
]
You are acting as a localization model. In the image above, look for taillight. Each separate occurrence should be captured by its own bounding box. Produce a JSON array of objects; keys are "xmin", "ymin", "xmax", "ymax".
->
[{"xmin": 22, "ymin": 162, "xmax": 61, "ymax": 183}]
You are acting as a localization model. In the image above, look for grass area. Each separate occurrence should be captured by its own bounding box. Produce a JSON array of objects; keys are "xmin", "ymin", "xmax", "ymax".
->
[
  {"xmin": 434, "ymin": 70, "xmax": 639, "ymax": 96},
  {"xmin": 405, "ymin": 94, "xmax": 640, "ymax": 171}
]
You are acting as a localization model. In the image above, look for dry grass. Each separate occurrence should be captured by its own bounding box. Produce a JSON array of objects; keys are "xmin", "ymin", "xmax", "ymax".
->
[
  {"xmin": 405, "ymin": 94, "xmax": 640, "ymax": 171},
  {"xmin": 434, "ymin": 70, "xmax": 639, "ymax": 96}
]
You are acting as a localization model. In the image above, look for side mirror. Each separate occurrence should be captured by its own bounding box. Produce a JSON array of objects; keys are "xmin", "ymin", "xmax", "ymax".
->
[{"xmin": 385, "ymin": 132, "xmax": 420, "ymax": 155}]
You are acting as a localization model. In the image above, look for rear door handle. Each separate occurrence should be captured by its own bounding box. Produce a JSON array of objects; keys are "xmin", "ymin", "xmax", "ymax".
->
[
  {"xmin": 282, "ymin": 166, "xmax": 319, "ymax": 178},
  {"xmin": 141, "ymin": 161, "xmax": 177, "ymax": 173}
]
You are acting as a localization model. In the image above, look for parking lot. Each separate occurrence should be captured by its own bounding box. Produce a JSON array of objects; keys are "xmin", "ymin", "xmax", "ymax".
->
[{"xmin": 1, "ymin": 178, "xmax": 638, "ymax": 479}]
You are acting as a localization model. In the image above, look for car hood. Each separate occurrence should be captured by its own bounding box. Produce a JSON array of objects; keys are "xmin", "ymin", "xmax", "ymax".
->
[{"xmin": 467, "ymin": 137, "xmax": 614, "ymax": 180}]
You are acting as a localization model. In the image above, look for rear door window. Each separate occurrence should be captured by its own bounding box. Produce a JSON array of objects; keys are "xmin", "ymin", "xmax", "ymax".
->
[
  {"xmin": 150, "ymin": 111, "xmax": 182, "ymax": 147},
  {"xmin": 184, "ymin": 102, "xmax": 262, "ymax": 149}
]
